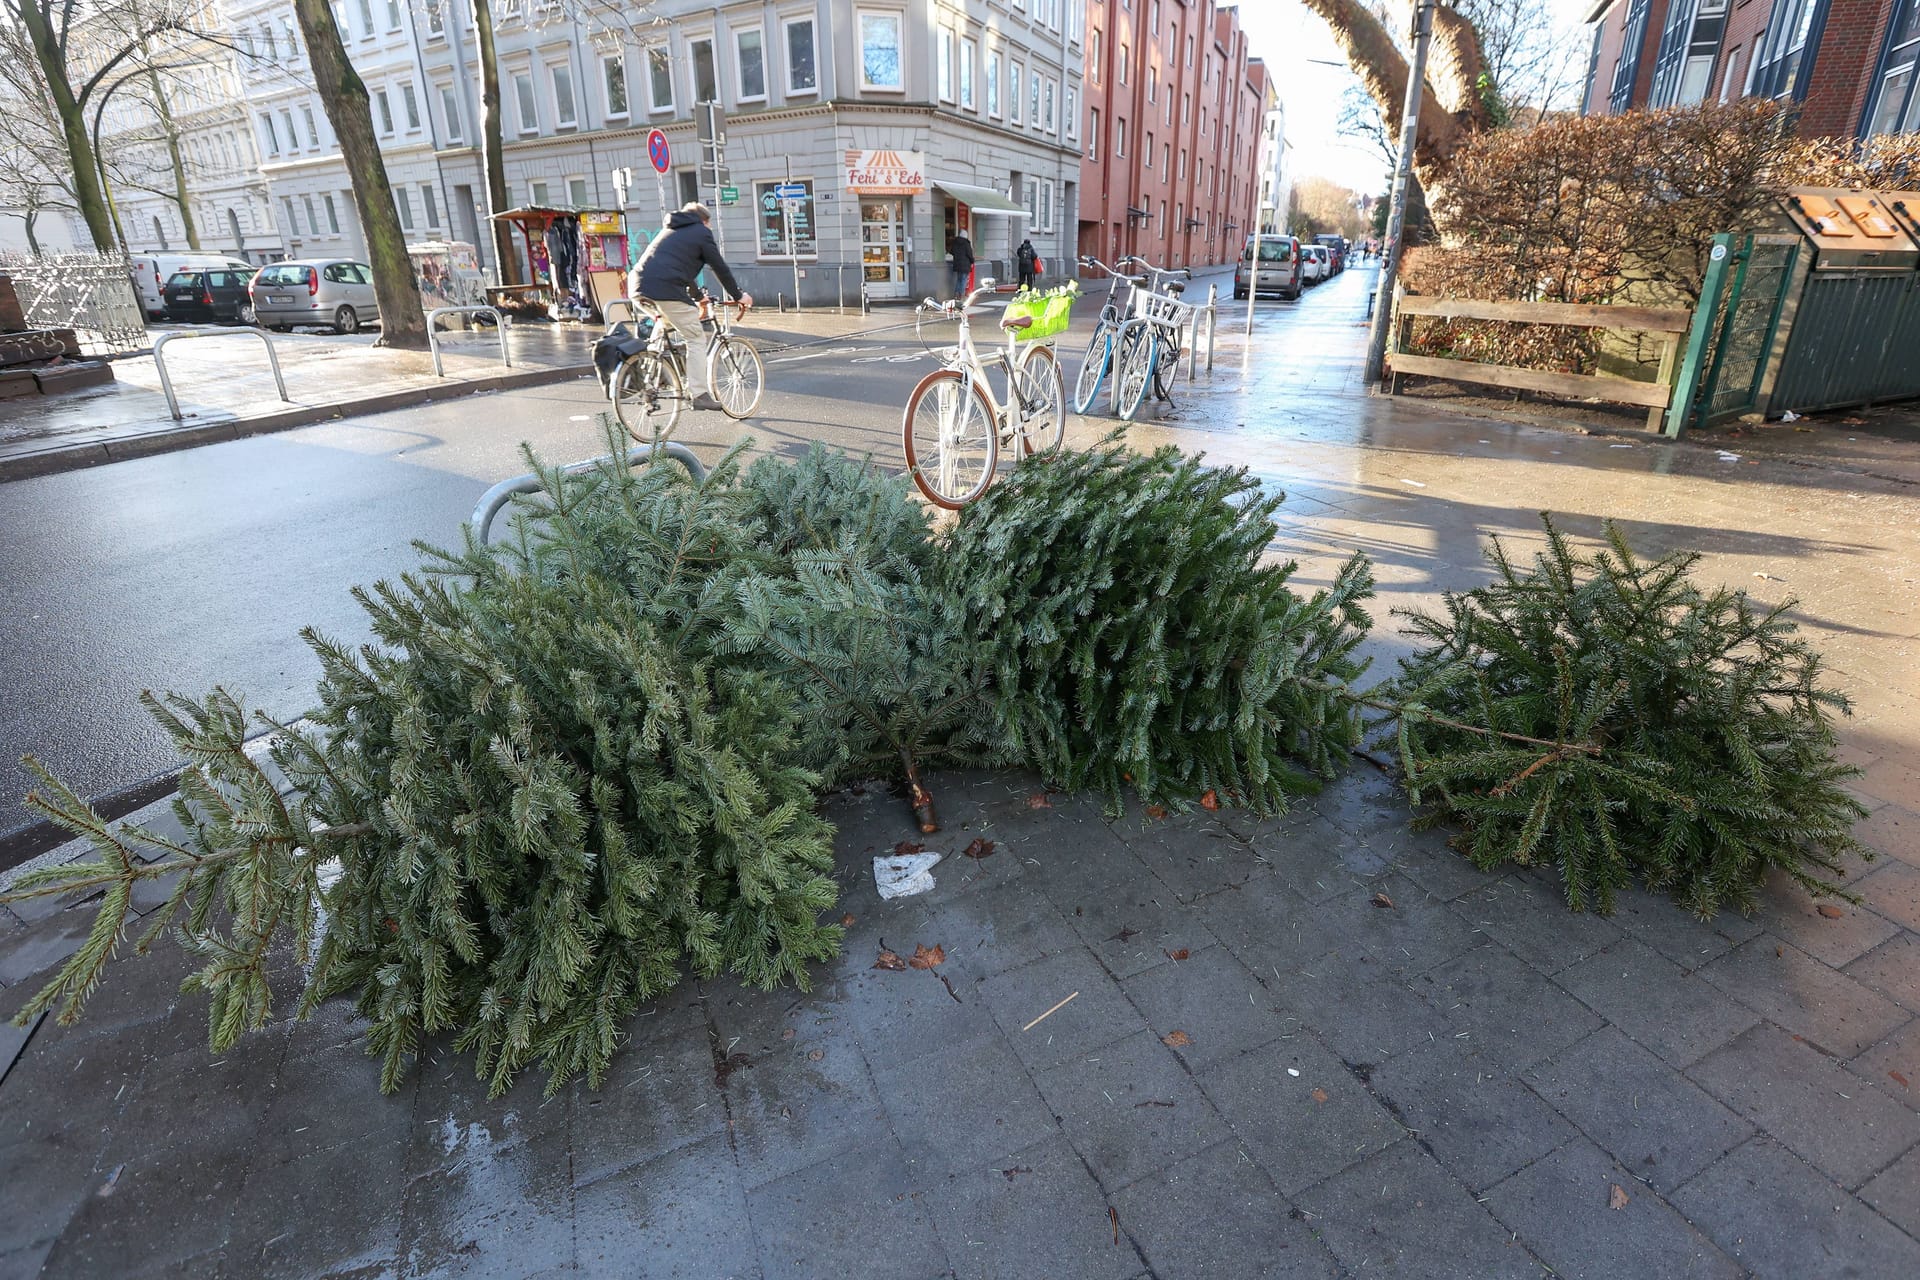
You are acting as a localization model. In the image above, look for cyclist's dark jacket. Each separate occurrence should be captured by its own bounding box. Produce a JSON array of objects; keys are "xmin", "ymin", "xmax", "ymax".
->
[{"xmin": 635, "ymin": 210, "xmax": 743, "ymax": 301}]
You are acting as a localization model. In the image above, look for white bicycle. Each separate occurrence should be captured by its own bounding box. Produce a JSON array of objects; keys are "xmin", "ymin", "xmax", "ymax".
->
[{"xmin": 901, "ymin": 278, "xmax": 1067, "ymax": 509}]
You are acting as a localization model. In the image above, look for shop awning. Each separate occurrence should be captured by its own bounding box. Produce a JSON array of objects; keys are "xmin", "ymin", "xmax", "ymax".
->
[{"xmin": 933, "ymin": 181, "xmax": 1031, "ymax": 218}]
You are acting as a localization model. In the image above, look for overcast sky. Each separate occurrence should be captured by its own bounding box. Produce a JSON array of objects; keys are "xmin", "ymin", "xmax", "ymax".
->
[{"xmin": 1236, "ymin": 0, "xmax": 1592, "ymax": 194}]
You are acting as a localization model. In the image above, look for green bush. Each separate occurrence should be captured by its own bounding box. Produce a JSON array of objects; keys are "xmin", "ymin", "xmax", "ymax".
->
[
  {"xmin": 943, "ymin": 443, "xmax": 1374, "ymax": 816},
  {"xmin": 1384, "ymin": 517, "xmax": 1867, "ymax": 917}
]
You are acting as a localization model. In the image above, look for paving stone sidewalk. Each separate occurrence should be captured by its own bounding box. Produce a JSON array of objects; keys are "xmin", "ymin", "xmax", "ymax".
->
[{"xmin": 2, "ymin": 754, "xmax": 1917, "ymax": 1279}]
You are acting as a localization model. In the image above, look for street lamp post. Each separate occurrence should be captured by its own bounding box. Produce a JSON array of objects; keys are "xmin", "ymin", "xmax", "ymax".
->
[{"xmin": 1363, "ymin": 0, "xmax": 1436, "ymax": 390}]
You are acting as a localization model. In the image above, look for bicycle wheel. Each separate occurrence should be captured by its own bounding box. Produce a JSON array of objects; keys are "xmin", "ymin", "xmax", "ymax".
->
[
  {"xmin": 1013, "ymin": 343, "xmax": 1066, "ymax": 455},
  {"xmin": 1071, "ymin": 323, "xmax": 1112, "ymax": 414},
  {"xmin": 708, "ymin": 335, "xmax": 765, "ymax": 419},
  {"xmin": 903, "ymin": 369, "xmax": 998, "ymax": 509},
  {"xmin": 1112, "ymin": 325, "xmax": 1156, "ymax": 421},
  {"xmin": 612, "ymin": 350, "xmax": 687, "ymax": 442}
]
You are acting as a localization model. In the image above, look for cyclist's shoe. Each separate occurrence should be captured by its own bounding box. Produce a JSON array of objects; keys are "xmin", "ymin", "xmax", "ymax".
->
[{"xmin": 690, "ymin": 392, "xmax": 724, "ymax": 412}]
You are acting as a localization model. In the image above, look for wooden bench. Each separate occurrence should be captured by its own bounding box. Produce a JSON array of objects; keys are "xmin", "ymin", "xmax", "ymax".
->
[{"xmin": 1385, "ymin": 293, "xmax": 1694, "ymax": 430}]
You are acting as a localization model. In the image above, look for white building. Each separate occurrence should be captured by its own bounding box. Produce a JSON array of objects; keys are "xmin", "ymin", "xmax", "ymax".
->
[{"xmin": 1255, "ymin": 80, "xmax": 1291, "ymax": 237}]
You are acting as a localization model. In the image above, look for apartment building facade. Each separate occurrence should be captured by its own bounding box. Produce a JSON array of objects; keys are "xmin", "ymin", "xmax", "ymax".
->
[
  {"xmin": 1077, "ymin": 0, "xmax": 1266, "ymax": 273},
  {"xmin": 1256, "ymin": 76, "xmax": 1290, "ymax": 236},
  {"xmin": 1584, "ymin": 0, "xmax": 1920, "ymax": 140}
]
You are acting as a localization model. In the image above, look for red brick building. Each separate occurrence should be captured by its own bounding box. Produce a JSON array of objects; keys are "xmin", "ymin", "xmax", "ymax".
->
[
  {"xmin": 1582, "ymin": 0, "xmax": 1920, "ymax": 139},
  {"xmin": 1077, "ymin": 0, "xmax": 1267, "ymax": 272}
]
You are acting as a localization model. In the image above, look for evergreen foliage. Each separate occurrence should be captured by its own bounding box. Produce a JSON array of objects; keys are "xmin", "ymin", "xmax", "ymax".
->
[
  {"xmin": 943, "ymin": 443, "xmax": 1375, "ymax": 816},
  {"xmin": 1384, "ymin": 517, "xmax": 1867, "ymax": 917}
]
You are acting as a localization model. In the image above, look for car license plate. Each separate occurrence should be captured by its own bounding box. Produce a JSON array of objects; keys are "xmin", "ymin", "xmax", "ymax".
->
[{"xmin": 270, "ymin": 296, "xmax": 287, "ymax": 304}]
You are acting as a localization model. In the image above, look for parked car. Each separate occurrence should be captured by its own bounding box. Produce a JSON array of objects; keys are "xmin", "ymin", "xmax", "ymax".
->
[
  {"xmin": 1314, "ymin": 234, "xmax": 1348, "ymax": 274},
  {"xmin": 1300, "ymin": 245, "xmax": 1330, "ymax": 285},
  {"xmin": 251, "ymin": 259, "xmax": 381, "ymax": 333},
  {"xmin": 161, "ymin": 267, "xmax": 258, "ymax": 324},
  {"xmin": 1233, "ymin": 234, "xmax": 1303, "ymax": 301},
  {"xmin": 130, "ymin": 253, "xmax": 256, "ymax": 319}
]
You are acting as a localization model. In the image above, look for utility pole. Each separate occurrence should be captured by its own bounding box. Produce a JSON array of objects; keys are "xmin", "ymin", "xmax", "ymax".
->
[{"xmin": 1363, "ymin": 0, "xmax": 1435, "ymax": 390}]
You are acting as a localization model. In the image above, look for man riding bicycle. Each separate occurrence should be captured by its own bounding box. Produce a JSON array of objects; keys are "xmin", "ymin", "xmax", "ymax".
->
[{"xmin": 628, "ymin": 202, "xmax": 753, "ymax": 411}]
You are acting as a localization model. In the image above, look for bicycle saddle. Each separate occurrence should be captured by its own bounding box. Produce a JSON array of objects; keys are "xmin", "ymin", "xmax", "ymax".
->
[
  {"xmin": 1000, "ymin": 314, "xmax": 1035, "ymax": 330},
  {"xmin": 1165, "ymin": 281, "xmax": 1187, "ymax": 296}
]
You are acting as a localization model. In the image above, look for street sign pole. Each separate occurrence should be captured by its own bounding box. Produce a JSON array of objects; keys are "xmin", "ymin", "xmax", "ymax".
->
[
  {"xmin": 785, "ymin": 157, "xmax": 802, "ymax": 312},
  {"xmin": 1364, "ymin": 1, "xmax": 1436, "ymax": 390}
]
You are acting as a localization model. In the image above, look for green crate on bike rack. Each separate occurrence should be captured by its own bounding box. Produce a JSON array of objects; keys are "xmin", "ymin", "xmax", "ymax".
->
[{"xmin": 1004, "ymin": 285, "xmax": 1076, "ymax": 342}]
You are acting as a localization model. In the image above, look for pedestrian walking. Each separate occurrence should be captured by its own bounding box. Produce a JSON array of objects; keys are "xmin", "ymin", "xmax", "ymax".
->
[
  {"xmin": 947, "ymin": 229, "xmax": 976, "ymax": 300},
  {"xmin": 1016, "ymin": 237, "xmax": 1038, "ymax": 290}
]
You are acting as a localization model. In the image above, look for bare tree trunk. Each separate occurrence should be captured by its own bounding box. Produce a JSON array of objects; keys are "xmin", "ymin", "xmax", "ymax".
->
[
  {"xmin": 23, "ymin": 208, "xmax": 42, "ymax": 255},
  {"xmin": 291, "ymin": 0, "xmax": 428, "ymax": 349},
  {"xmin": 148, "ymin": 65, "xmax": 201, "ymax": 250},
  {"xmin": 13, "ymin": 0, "xmax": 114, "ymax": 250},
  {"xmin": 1299, "ymin": 0, "xmax": 1493, "ymax": 231},
  {"xmin": 471, "ymin": 0, "xmax": 518, "ymax": 284}
]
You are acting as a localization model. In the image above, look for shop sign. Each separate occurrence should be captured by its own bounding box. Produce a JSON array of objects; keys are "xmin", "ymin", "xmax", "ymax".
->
[
  {"xmin": 580, "ymin": 212, "xmax": 623, "ymax": 235},
  {"xmin": 844, "ymin": 149, "xmax": 925, "ymax": 195}
]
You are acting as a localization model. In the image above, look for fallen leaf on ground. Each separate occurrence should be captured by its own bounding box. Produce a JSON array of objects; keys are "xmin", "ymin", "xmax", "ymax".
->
[
  {"xmin": 1200, "ymin": 789, "xmax": 1220, "ymax": 811},
  {"xmin": 963, "ymin": 837, "xmax": 997, "ymax": 860},
  {"xmin": 873, "ymin": 949, "xmax": 907, "ymax": 971},
  {"xmin": 1000, "ymin": 1166, "xmax": 1032, "ymax": 1181},
  {"xmin": 1164, "ymin": 948, "xmax": 1191, "ymax": 961},
  {"xmin": 1816, "ymin": 904, "xmax": 1844, "ymax": 919},
  {"xmin": 1161, "ymin": 1030, "xmax": 1192, "ymax": 1047},
  {"xmin": 1310, "ymin": 1087, "xmax": 1330, "ymax": 1104},
  {"xmin": 1370, "ymin": 892, "xmax": 1395, "ymax": 909},
  {"xmin": 1146, "ymin": 805, "xmax": 1169, "ymax": 820},
  {"xmin": 808, "ymin": 1049, "xmax": 825, "ymax": 1062},
  {"xmin": 1109, "ymin": 1206, "xmax": 1121, "ymax": 1245},
  {"xmin": 841, "ymin": 913, "xmax": 857, "ymax": 927},
  {"xmin": 1609, "ymin": 1184, "xmax": 1630, "ymax": 1210},
  {"xmin": 1133, "ymin": 1099, "xmax": 1176, "ymax": 1109},
  {"xmin": 892, "ymin": 840, "xmax": 924, "ymax": 856},
  {"xmin": 1891, "ymin": 1070, "xmax": 1911, "ymax": 1090},
  {"xmin": 781, "ymin": 1028, "xmax": 795, "ymax": 1041},
  {"xmin": 909, "ymin": 943, "xmax": 947, "ymax": 969},
  {"xmin": 1109, "ymin": 926, "xmax": 1140, "ymax": 943},
  {"xmin": 1026, "ymin": 792, "xmax": 1053, "ymax": 809}
]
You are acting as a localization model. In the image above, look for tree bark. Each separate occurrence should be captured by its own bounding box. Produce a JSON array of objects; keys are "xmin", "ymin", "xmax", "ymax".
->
[
  {"xmin": 470, "ymin": 0, "xmax": 518, "ymax": 284},
  {"xmin": 1298, "ymin": 0, "xmax": 1493, "ymax": 229},
  {"xmin": 292, "ymin": 0, "xmax": 429, "ymax": 349},
  {"xmin": 13, "ymin": 0, "xmax": 115, "ymax": 251},
  {"xmin": 147, "ymin": 65, "xmax": 201, "ymax": 250}
]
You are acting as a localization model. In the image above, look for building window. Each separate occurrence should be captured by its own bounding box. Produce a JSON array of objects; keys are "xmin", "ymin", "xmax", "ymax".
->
[
  {"xmin": 692, "ymin": 38, "xmax": 718, "ymax": 101},
  {"xmin": 960, "ymin": 36, "xmax": 976, "ymax": 109},
  {"xmin": 1065, "ymin": 86, "xmax": 1077, "ymax": 140},
  {"xmin": 440, "ymin": 85, "xmax": 463, "ymax": 141},
  {"xmin": 1865, "ymin": 0, "xmax": 1920, "ymax": 135},
  {"xmin": 1115, "ymin": 116, "xmax": 1126, "ymax": 157},
  {"xmin": 1119, "ymin": 44, "xmax": 1128, "ymax": 85},
  {"xmin": 427, "ymin": 1, "xmax": 445, "ymax": 35},
  {"xmin": 568, "ymin": 176, "xmax": 588, "ymax": 206},
  {"xmin": 280, "ymin": 15, "xmax": 298, "ymax": 59},
  {"xmin": 1029, "ymin": 68, "xmax": 1041, "ymax": 124},
  {"xmin": 987, "ymin": 49, "xmax": 1002, "ymax": 116},
  {"xmin": 1090, "ymin": 29, "xmax": 1101, "ymax": 83},
  {"xmin": 260, "ymin": 112, "xmax": 279, "ymax": 156},
  {"xmin": 1609, "ymin": 0, "xmax": 1653, "ymax": 111},
  {"xmin": 260, "ymin": 24, "xmax": 277, "ymax": 61},
  {"xmin": 385, "ymin": 0, "xmax": 400, "ymax": 30},
  {"xmin": 302, "ymin": 194, "xmax": 320, "ymax": 237},
  {"xmin": 938, "ymin": 28, "xmax": 954, "ymax": 102},
  {"xmin": 356, "ymin": 0, "xmax": 374, "ymax": 39},
  {"xmin": 1752, "ymin": 0, "xmax": 1827, "ymax": 101},
  {"xmin": 514, "ymin": 72, "xmax": 538, "ymax": 133},
  {"xmin": 737, "ymin": 28, "xmax": 766, "ymax": 101},
  {"xmin": 648, "ymin": 47, "xmax": 673, "ymax": 112},
  {"xmin": 1144, "ymin": 130, "xmax": 1154, "ymax": 166},
  {"xmin": 1650, "ymin": 0, "xmax": 1730, "ymax": 108},
  {"xmin": 677, "ymin": 170, "xmax": 699, "ymax": 205},
  {"xmin": 422, "ymin": 184, "xmax": 439, "ymax": 227},
  {"xmin": 785, "ymin": 19, "xmax": 817, "ymax": 94},
  {"xmin": 395, "ymin": 187, "xmax": 414, "ymax": 231},
  {"xmin": 755, "ymin": 179, "xmax": 816, "ymax": 258},
  {"xmin": 859, "ymin": 11, "xmax": 904, "ymax": 90},
  {"xmin": 1011, "ymin": 63, "xmax": 1023, "ymax": 123},
  {"xmin": 530, "ymin": 179, "xmax": 550, "ymax": 205},
  {"xmin": 281, "ymin": 108, "xmax": 300, "ymax": 149},
  {"xmin": 301, "ymin": 104, "xmax": 320, "ymax": 147},
  {"xmin": 1089, "ymin": 106, "xmax": 1100, "ymax": 158},
  {"xmin": 281, "ymin": 197, "xmax": 299, "ymax": 237},
  {"xmin": 324, "ymin": 193, "xmax": 341, "ymax": 234},
  {"xmin": 1148, "ymin": 65, "xmax": 1157, "ymax": 102},
  {"xmin": 603, "ymin": 53, "xmax": 628, "ymax": 117},
  {"xmin": 1044, "ymin": 78, "xmax": 1056, "ymax": 132},
  {"xmin": 1041, "ymin": 179, "xmax": 1054, "ymax": 233},
  {"xmin": 401, "ymin": 82, "xmax": 421, "ymax": 131},
  {"xmin": 1186, "ymin": 32, "xmax": 1194, "ymax": 67},
  {"xmin": 552, "ymin": 64, "xmax": 577, "ymax": 128}
]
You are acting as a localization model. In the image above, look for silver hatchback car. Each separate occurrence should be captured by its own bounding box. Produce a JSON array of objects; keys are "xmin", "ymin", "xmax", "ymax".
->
[{"xmin": 251, "ymin": 258, "xmax": 382, "ymax": 334}]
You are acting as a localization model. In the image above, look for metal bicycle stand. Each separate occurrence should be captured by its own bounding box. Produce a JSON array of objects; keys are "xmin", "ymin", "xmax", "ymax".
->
[
  {"xmin": 426, "ymin": 306, "xmax": 511, "ymax": 378},
  {"xmin": 471, "ymin": 441, "xmax": 709, "ymax": 543},
  {"xmin": 152, "ymin": 329, "xmax": 291, "ymax": 421}
]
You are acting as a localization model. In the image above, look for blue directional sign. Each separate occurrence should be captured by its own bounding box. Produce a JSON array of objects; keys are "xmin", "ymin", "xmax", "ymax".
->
[{"xmin": 772, "ymin": 183, "xmax": 808, "ymax": 199}]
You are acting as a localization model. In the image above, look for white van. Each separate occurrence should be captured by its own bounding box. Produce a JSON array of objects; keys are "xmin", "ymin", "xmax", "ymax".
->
[{"xmin": 129, "ymin": 253, "xmax": 258, "ymax": 319}]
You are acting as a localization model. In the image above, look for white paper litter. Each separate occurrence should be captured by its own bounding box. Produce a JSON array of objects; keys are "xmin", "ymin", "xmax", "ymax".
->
[
  {"xmin": 1780, "ymin": 410, "xmax": 1801, "ymax": 422},
  {"xmin": 1717, "ymin": 451, "xmax": 1742, "ymax": 462},
  {"xmin": 874, "ymin": 852, "xmax": 943, "ymax": 899}
]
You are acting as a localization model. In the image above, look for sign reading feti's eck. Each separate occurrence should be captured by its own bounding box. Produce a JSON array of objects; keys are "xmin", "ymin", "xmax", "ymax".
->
[{"xmin": 845, "ymin": 150, "xmax": 926, "ymax": 195}]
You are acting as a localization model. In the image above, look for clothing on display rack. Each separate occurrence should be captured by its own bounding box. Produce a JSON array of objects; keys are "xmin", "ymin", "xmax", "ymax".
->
[{"xmin": 543, "ymin": 216, "xmax": 582, "ymax": 294}]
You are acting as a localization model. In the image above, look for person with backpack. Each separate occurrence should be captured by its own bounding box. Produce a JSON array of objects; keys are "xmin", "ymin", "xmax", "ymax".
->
[
  {"xmin": 1016, "ymin": 237, "xmax": 1039, "ymax": 290},
  {"xmin": 628, "ymin": 202, "xmax": 753, "ymax": 411}
]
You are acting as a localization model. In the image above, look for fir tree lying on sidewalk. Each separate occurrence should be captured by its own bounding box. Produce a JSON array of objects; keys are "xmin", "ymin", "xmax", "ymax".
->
[{"xmin": 1, "ymin": 438, "xmax": 1869, "ymax": 1096}]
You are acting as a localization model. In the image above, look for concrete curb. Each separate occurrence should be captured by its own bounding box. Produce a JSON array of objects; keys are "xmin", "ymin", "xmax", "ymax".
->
[{"xmin": 0, "ymin": 362, "xmax": 593, "ymax": 485}]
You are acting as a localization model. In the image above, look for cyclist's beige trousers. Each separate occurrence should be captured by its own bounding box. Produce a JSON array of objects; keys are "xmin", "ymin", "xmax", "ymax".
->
[{"xmin": 639, "ymin": 296, "xmax": 707, "ymax": 396}]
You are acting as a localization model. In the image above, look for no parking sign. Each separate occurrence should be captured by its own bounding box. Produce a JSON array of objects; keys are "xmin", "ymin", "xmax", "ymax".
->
[{"xmin": 647, "ymin": 129, "xmax": 671, "ymax": 174}]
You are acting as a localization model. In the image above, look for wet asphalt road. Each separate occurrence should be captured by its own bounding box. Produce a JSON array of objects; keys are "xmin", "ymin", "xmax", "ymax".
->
[{"xmin": 0, "ymin": 263, "xmax": 1344, "ymax": 837}]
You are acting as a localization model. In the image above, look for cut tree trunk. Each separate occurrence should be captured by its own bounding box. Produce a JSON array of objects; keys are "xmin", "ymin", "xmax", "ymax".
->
[
  {"xmin": 293, "ymin": 0, "xmax": 429, "ymax": 349},
  {"xmin": 471, "ymin": 0, "xmax": 518, "ymax": 284}
]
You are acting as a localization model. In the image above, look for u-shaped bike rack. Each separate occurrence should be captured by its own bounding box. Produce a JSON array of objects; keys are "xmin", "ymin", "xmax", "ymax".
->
[
  {"xmin": 152, "ymin": 329, "xmax": 291, "ymax": 421},
  {"xmin": 426, "ymin": 306, "xmax": 511, "ymax": 377}
]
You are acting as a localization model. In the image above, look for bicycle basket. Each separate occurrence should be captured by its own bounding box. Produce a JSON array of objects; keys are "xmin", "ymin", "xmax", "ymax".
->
[{"xmin": 1004, "ymin": 281, "xmax": 1077, "ymax": 342}]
